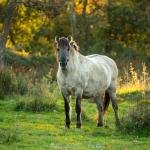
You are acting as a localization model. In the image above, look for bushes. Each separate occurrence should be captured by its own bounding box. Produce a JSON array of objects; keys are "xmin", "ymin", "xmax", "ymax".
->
[
  {"xmin": 15, "ymin": 95, "xmax": 57, "ymax": 112},
  {"xmin": 15, "ymin": 74, "xmax": 60, "ymax": 112},
  {"xmin": 0, "ymin": 68, "xmax": 17, "ymax": 96},
  {"xmin": 16, "ymin": 73, "xmax": 29, "ymax": 95},
  {"xmin": 0, "ymin": 68, "xmax": 29, "ymax": 97},
  {"xmin": 119, "ymin": 100, "xmax": 150, "ymax": 133},
  {"xmin": 0, "ymin": 67, "xmax": 59, "ymax": 112}
]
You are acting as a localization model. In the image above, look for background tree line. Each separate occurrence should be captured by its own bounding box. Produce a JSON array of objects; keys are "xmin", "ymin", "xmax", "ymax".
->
[{"xmin": 0, "ymin": 0, "xmax": 150, "ymax": 70}]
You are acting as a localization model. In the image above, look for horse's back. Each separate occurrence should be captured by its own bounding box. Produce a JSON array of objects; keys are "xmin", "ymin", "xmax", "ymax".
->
[{"xmin": 86, "ymin": 54, "xmax": 118, "ymax": 80}]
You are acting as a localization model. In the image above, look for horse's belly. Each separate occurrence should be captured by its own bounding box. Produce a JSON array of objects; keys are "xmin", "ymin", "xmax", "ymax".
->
[
  {"xmin": 82, "ymin": 90, "xmax": 95, "ymax": 98},
  {"xmin": 82, "ymin": 78, "xmax": 109, "ymax": 98}
]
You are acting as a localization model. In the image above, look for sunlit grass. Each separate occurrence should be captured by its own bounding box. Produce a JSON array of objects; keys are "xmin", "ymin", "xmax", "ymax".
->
[
  {"xmin": 117, "ymin": 62, "xmax": 149, "ymax": 95},
  {"xmin": 117, "ymin": 83, "xmax": 146, "ymax": 95}
]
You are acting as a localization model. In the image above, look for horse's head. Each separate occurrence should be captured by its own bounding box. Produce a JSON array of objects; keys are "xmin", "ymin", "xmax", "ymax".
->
[{"xmin": 55, "ymin": 36, "xmax": 72, "ymax": 70}]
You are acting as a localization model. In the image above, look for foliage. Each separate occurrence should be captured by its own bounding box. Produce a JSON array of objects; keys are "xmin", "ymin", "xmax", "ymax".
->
[
  {"xmin": 15, "ymin": 74, "xmax": 60, "ymax": 112},
  {"xmin": 119, "ymin": 100, "xmax": 150, "ymax": 133},
  {"xmin": 0, "ymin": 0, "xmax": 150, "ymax": 64},
  {"xmin": 15, "ymin": 94, "xmax": 57, "ymax": 112},
  {"xmin": 16, "ymin": 73, "xmax": 29, "ymax": 95},
  {"xmin": 117, "ymin": 62, "xmax": 149, "ymax": 95},
  {"xmin": 0, "ymin": 67, "xmax": 17, "ymax": 95},
  {"xmin": 0, "ymin": 67, "xmax": 28, "ymax": 97}
]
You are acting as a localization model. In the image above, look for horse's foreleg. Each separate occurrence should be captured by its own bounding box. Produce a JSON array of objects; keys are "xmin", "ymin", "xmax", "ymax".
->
[
  {"xmin": 95, "ymin": 96, "xmax": 104, "ymax": 127},
  {"xmin": 63, "ymin": 95, "xmax": 71, "ymax": 128},
  {"xmin": 75, "ymin": 95, "xmax": 82, "ymax": 128}
]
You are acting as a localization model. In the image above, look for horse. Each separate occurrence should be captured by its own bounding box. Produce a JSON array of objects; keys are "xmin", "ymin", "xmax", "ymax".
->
[{"xmin": 55, "ymin": 36, "xmax": 120, "ymax": 128}]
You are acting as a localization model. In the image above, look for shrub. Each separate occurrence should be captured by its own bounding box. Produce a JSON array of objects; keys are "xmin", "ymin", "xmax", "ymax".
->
[
  {"xmin": 15, "ymin": 73, "xmax": 60, "ymax": 112},
  {"xmin": 0, "ymin": 68, "xmax": 29, "ymax": 97},
  {"xmin": 16, "ymin": 73, "xmax": 29, "ymax": 95},
  {"xmin": 0, "ymin": 68, "xmax": 17, "ymax": 95},
  {"xmin": 119, "ymin": 100, "xmax": 150, "ymax": 133},
  {"xmin": 15, "ymin": 95, "xmax": 56, "ymax": 112}
]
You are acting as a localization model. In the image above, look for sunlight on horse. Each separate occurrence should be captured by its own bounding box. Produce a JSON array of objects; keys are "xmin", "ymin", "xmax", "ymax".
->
[{"xmin": 55, "ymin": 36, "xmax": 120, "ymax": 128}]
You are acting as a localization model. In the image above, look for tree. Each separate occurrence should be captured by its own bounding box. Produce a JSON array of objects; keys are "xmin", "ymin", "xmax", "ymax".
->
[
  {"xmin": 70, "ymin": 1, "xmax": 77, "ymax": 38},
  {"xmin": 0, "ymin": 0, "xmax": 17, "ymax": 69}
]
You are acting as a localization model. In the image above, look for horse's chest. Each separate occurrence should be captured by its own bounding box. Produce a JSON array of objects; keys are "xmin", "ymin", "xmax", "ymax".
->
[{"xmin": 58, "ymin": 74, "xmax": 80, "ymax": 95}]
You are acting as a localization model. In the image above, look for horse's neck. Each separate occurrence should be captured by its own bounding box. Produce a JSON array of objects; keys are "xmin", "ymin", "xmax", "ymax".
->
[{"xmin": 68, "ymin": 48, "xmax": 79, "ymax": 71}]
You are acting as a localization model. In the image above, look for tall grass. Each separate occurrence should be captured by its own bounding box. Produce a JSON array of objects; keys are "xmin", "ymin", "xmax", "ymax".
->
[
  {"xmin": 0, "ymin": 67, "xmax": 59, "ymax": 112},
  {"xmin": 119, "ymin": 100, "xmax": 150, "ymax": 133},
  {"xmin": 0, "ymin": 128, "xmax": 19, "ymax": 144},
  {"xmin": 117, "ymin": 62, "xmax": 150, "ymax": 97},
  {"xmin": 15, "ymin": 72, "xmax": 60, "ymax": 112},
  {"xmin": 117, "ymin": 63, "xmax": 150, "ymax": 133},
  {"xmin": 0, "ymin": 67, "xmax": 29, "ymax": 98}
]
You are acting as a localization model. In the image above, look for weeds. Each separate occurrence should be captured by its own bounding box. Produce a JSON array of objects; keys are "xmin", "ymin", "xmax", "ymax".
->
[
  {"xmin": 117, "ymin": 62, "xmax": 150, "ymax": 97},
  {"xmin": 119, "ymin": 100, "xmax": 150, "ymax": 133},
  {"xmin": 0, "ymin": 67, "xmax": 17, "ymax": 95},
  {"xmin": 15, "ymin": 72, "xmax": 60, "ymax": 112},
  {"xmin": 0, "ymin": 129, "xmax": 19, "ymax": 144},
  {"xmin": 0, "ymin": 67, "xmax": 30, "ymax": 97}
]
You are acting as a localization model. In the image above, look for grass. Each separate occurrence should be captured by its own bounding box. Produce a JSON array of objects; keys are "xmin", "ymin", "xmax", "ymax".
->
[
  {"xmin": 0, "ymin": 63, "xmax": 149, "ymax": 149},
  {"xmin": 0, "ymin": 90, "xmax": 149, "ymax": 150}
]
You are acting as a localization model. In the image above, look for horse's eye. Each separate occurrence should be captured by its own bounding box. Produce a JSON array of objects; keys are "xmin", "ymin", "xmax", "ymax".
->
[
  {"xmin": 67, "ymin": 47, "xmax": 70, "ymax": 51},
  {"xmin": 57, "ymin": 48, "xmax": 60, "ymax": 51}
]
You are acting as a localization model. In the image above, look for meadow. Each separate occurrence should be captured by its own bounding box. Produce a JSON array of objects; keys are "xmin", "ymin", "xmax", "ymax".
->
[
  {"xmin": 0, "ymin": 1, "xmax": 150, "ymax": 149},
  {"xmin": 0, "ymin": 63, "xmax": 149, "ymax": 150}
]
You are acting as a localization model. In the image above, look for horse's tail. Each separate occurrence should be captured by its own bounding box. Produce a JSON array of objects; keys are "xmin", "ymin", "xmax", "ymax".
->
[{"xmin": 103, "ymin": 91, "xmax": 110, "ymax": 116}]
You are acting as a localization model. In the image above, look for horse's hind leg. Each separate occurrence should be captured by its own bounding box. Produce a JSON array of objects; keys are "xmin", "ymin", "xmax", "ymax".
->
[
  {"xmin": 107, "ymin": 84, "xmax": 120, "ymax": 126},
  {"xmin": 95, "ymin": 95, "xmax": 104, "ymax": 127}
]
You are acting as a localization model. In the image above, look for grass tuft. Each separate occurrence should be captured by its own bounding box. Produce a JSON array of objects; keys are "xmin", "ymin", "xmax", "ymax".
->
[
  {"xmin": 119, "ymin": 100, "xmax": 150, "ymax": 133},
  {"xmin": 15, "ymin": 74, "xmax": 60, "ymax": 112},
  {"xmin": 0, "ymin": 129, "xmax": 19, "ymax": 144}
]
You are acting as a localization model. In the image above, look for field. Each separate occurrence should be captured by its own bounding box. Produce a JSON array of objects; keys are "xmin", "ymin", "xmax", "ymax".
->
[
  {"xmin": 0, "ymin": 88, "xmax": 149, "ymax": 150},
  {"xmin": 0, "ymin": 0, "xmax": 150, "ymax": 149}
]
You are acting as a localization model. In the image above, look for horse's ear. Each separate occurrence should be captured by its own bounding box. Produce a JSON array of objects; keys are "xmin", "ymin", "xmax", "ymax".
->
[
  {"xmin": 67, "ymin": 35, "xmax": 73, "ymax": 42},
  {"xmin": 55, "ymin": 36, "xmax": 59, "ymax": 43}
]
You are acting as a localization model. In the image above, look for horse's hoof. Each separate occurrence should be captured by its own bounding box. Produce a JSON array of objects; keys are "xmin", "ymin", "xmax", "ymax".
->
[
  {"xmin": 97, "ymin": 123, "xmax": 103, "ymax": 127},
  {"xmin": 76, "ymin": 123, "xmax": 81, "ymax": 128}
]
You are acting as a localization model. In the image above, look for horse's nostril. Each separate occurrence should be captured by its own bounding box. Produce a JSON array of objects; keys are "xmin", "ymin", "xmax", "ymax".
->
[{"xmin": 60, "ymin": 62, "xmax": 67, "ymax": 67}]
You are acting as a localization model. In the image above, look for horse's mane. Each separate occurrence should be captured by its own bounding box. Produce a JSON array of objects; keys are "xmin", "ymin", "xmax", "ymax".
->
[{"xmin": 70, "ymin": 40, "xmax": 80, "ymax": 51}]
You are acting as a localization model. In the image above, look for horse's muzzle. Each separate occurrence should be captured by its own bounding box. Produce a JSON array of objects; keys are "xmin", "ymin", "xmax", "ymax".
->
[{"xmin": 60, "ymin": 62, "xmax": 67, "ymax": 70}]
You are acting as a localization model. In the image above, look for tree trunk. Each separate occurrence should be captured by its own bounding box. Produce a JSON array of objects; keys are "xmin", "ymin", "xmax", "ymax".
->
[
  {"xmin": 105, "ymin": 0, "xmax": 113, "ymax": 53},
  {"xmin": 70, "ymin": 1, "xmax": 77, "ymax": 38},
  {"xmin": 82, "ymin": 0, "xmax": 88, "ymax": 50},
  {"xmin": 0, "ymin": 0, "xmax": 17, "ymax": 69}
]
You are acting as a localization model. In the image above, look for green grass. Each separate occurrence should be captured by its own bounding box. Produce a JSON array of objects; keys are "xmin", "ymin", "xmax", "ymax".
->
[{"xmin": 0, "ymin": 92, "xmax": 149, "ymax": 150}]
